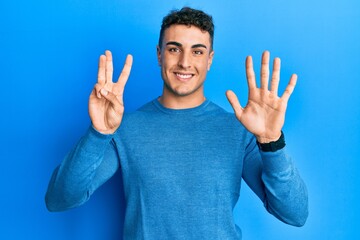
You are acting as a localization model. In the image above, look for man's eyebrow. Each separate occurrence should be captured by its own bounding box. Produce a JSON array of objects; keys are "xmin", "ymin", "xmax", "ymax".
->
[
  {"xmin": 165, "ymin": 42, "xmax": 207, "ymax": 49},
  {"xmin": 192, "ymin": 44, "xmax": 207, "ymax": 49},
  {"xmin": 166, "ymin": 41, "xmax": 182, "ymax": 47}
]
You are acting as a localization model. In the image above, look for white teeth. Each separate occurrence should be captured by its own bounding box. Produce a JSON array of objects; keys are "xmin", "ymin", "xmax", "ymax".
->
[{"xmin": 176, "ymin": 73, "xmax": 192, "ymax": 79}]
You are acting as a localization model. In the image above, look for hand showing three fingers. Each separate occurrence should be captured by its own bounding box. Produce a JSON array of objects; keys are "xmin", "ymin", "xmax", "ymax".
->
[
  {"xmin": 226, "ymin": 51, "xmax": 297, "ymax": 143},
  {"xmin": 89, "ymin": 50, "xmax": 133, "ymax": 134}
]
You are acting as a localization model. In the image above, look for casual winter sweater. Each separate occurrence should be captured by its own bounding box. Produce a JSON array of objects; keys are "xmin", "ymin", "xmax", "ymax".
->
[{"xmin": 46, "ymin": 99, "xmax": 308, "ymax": 240}]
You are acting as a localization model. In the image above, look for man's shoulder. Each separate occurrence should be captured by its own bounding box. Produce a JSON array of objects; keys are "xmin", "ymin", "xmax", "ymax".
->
[
  {"xmin": 206, "ymin": 101, "xmax": 252, "ymax": 134},
  {"xmin": 136, "ymin": 99, "xmax": 158, "ymax": 112},
  {"xmin": 121, "ymin": 99, "xmax": 158, "ymax": 123},
  {"xmin": 206, "ymin": 101, "xmax": 237, "ymax": 119}
]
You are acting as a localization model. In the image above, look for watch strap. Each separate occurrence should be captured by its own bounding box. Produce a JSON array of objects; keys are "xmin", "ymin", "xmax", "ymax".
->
[{"xmin": 256, "ymin": 131, "xmax": 286, "ymax": 152}]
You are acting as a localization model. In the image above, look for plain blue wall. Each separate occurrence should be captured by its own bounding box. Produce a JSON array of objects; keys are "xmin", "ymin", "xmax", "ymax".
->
[{"xmin": 1, "ymin": 0, "xmax": 359, "ymax": 239}]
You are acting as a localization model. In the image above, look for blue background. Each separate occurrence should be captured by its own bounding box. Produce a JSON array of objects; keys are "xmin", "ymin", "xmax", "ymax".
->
[{"xmin": 1, "ymin": 0, "xmax": 359, "ymax": 239}]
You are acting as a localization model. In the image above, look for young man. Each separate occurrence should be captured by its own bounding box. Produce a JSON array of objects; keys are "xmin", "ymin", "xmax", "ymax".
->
[{"xmin": 46, "ymin": 7, "xmax": 308, "ymax": 239}]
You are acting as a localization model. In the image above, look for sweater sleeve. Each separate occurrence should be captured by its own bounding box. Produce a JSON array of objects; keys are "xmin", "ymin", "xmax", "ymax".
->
[
  {"xmin": 45, "ymin": 126, "xmax": 120, "ymax": 212},
  {"xmin": 241, "ymin": 135, "xmax": 309, "ymax": 227}
]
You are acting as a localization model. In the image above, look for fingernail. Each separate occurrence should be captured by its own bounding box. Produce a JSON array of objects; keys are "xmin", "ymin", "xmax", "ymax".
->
[{"xmin": 101, "ymin": 89, "xmax": 108, "ymax": 96}]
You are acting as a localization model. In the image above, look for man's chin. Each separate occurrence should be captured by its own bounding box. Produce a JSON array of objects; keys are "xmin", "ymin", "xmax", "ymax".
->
[{"xmin": 170, "ymin": 88, "xmax": 197, "ymax": 97}]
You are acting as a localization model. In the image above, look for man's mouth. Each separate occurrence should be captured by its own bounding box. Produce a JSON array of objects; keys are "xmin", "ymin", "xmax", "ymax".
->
[{"xmin": 175, "ymin": 72, "xmax": 194, "ymax": 81}]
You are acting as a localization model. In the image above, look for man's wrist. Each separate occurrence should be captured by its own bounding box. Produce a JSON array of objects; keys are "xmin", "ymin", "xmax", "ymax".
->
[{"xmin": 256, "ymin": 131, "xmax": 285, "ymax": 152}]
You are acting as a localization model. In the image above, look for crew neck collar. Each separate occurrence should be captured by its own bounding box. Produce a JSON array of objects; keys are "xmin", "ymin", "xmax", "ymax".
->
[{"xmin": 152, "ymin": 98, "xmax": 210, "ymax": 115}]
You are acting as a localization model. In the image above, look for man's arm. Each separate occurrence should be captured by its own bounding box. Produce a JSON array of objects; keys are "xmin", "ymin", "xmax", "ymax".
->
[
  {"xmin": 242, "ymin": 135, "xmax": 308, "ymax": 226},
  {"xmin": 45, "ymin": 51, "xmax": 132, "ymax": 211},
  {"xmin": 45, "ymin": 127, "xmax": 119, "ymax": 211}
]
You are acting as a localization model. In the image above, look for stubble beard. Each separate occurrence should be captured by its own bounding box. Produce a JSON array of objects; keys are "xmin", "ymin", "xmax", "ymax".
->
[{"xmin": 163, "ymin": 80, "xmax": 204, "ymax": 98}]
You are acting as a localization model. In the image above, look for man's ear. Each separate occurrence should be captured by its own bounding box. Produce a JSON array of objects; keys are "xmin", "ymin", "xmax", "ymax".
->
[
  {"xmin": 157, "ymin": 45, "xmax": 161, "ymax": 66},
  {"xmin": 207, "ymin": 50, "xmax": 215, "ymax": 71}
]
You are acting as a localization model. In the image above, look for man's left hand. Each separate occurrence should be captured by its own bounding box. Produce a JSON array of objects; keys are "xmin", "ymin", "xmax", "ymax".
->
[{"xmin": 226, "ymin": 51, "xmax": 297, "ymax": 143}]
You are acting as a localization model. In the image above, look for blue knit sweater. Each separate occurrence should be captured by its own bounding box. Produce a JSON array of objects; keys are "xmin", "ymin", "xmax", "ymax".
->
[{"xmin": 46, "ymin": 99, "xmax": 308, "ymax": 239}]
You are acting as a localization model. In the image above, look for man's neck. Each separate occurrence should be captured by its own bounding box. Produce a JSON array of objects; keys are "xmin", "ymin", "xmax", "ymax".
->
[{"xmin": 158, "ymin": 92, "xmax": 206, "ymax": 109}]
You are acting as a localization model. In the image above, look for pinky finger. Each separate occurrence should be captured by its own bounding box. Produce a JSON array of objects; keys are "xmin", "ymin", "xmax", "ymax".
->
[{"xmin": 281, "ymin": 74, "xmax": 297, "ymax": 102}]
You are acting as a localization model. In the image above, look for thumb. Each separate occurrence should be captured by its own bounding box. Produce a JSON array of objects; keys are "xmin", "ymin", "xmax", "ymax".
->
[
  {"xmin": 226, "ymin": 90, "xmax": 243, "ymax": 119},
  {"xmin": 100, "ymin": 88, "xmax": 123, "ymax": 112}
]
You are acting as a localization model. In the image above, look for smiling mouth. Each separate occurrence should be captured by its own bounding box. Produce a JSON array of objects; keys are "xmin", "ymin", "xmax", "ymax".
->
[{"xmin": 175, "ymin": 72, "xmax": 194, "ymax": 81}]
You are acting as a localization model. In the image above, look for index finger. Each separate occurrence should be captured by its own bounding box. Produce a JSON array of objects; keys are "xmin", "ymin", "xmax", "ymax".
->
[
  {"xmin": 97, "ymin": 54, "xmax": 106, "ymax": 85},
  {"xmin": 114, "ymin": 54, "xmax": 133, "ymax": 95},
  {"xmin": 105, "ymin": 50, "xmax": 114, "ymax": 84}
]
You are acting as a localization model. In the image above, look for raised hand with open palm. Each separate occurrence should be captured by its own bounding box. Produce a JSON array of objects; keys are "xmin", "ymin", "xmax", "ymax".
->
[{"xmin": 226, "ymin": 51, "xmax": 297, "ymax": 143}]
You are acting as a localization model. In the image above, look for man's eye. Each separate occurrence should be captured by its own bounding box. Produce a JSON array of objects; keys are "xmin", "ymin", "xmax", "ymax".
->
[
  {"xmin": 169, "ymin": 48, "xmax": 180, "ymax": 52},
  {"xmin": 193, "ymin": 50, "xmax": 203, "ymax": 55}
]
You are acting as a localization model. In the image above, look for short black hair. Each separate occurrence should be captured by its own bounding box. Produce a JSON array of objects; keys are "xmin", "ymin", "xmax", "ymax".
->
[{"xmin": 158, "ymin": 7, "xmax": 215, "ymax": 50}]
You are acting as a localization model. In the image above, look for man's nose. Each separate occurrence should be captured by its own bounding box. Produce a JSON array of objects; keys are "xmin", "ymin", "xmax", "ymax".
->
[{"xmin": 178, "ymin": 51, "xmax": 191, "ymax": 69}]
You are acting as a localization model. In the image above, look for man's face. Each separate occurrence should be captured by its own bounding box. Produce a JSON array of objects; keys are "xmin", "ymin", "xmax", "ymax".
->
[{"xmin": 157, "ymin": 24, "xmax": 214, "ymax": 98}]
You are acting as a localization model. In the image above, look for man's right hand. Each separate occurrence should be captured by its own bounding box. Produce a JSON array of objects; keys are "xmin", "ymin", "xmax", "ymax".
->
[{"xmin": 89, "ymin": 50, "xmax": 133, "ymax": 134}]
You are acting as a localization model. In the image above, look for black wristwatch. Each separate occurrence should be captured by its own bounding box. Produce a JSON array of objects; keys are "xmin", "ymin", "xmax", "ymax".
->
[{"xmin": 256, "ymin": 131, "xmax": 286, "ymax": 152}]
